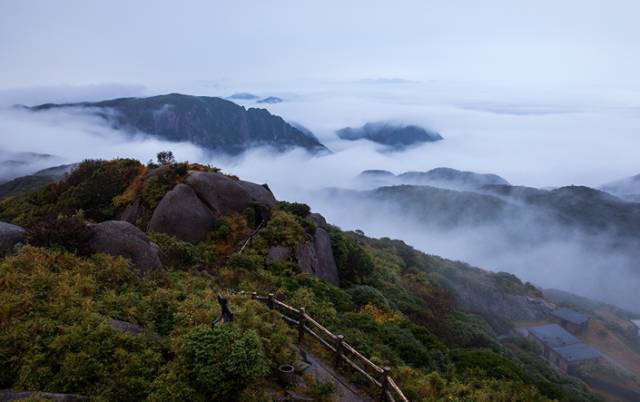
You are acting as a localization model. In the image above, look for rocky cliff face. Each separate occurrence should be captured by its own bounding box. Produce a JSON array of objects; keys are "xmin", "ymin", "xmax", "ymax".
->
[{"xmin": 27, "ymin": 94, "xmax": 329, "ymax": 155}]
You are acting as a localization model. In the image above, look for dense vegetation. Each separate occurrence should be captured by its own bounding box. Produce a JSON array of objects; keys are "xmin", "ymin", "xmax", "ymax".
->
[{"xmin": 0, "ymin": 158, "xmax": 603, "ymax": 401}]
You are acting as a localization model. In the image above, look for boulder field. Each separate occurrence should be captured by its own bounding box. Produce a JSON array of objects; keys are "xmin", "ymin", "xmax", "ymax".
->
[
  {"xmin": 145, "ymin": 170, "xmax": 339, "ymax": 285},
  {"xmin": 1, "ymin": 171, "xmax": 340, "ymax": 285}
]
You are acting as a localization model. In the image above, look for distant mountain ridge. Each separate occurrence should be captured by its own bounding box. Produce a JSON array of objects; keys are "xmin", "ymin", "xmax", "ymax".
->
[
  {"xmin": 322, "ymin": 181, "xmax": 640, "ymax": 310},
  {"xmin": 336, "ymin": 122, "xmax": 443, "ymax": 148},
  {"xmin": 24, "ymin": 93, "xmax": 328, "ymax": 155},
  {"xmin": 599, "ymin": 173, "xmax": 640, "ymax": 202},
  {"xmin": 358, "ymin": 167, "xmax": 509, "ymax": 190},
  {"xmin": 0, "ymin": 163, "xmax": 77, "ymax": 199}
]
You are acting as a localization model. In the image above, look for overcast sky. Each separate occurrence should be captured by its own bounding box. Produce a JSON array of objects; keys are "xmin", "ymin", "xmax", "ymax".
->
[
  {"xmin": 1, "ymin": 0, "xmax": 640, "ymax": 189},
  {"xmin": 2, "ymin": 0, "xmax": 640, "ymax": 90}
]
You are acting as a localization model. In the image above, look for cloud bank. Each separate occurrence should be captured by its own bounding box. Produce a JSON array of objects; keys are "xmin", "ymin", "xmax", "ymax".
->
[{"xmin": 1, "ymin": 82, "xmax": 639, "ymax": 313}]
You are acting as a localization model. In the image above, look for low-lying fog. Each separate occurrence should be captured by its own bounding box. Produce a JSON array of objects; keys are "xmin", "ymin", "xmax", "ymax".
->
[{"xmin": 1, "ymin": 81, "xmax": 640, "ymax": 312}]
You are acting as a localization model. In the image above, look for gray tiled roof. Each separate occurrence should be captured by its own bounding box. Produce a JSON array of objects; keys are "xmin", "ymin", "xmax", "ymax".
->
[
  {"xmin": 528, "ymin": 324, "xmax": 580, "ymax": 348},
  {"xmin": 553, "ymin": 343, "xmax": 601, "ymax": 362},
  {"xmin": 550, "ymin": 307, "xmax": 589, "ymax": 325}
]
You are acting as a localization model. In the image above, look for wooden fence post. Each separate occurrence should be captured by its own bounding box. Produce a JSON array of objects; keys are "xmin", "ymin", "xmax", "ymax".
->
[
  {"xmin": 297, "ymin": 307, "xmax": 306, "ymax": 344},
  {"xmin": 380, "ymin": 366, "xmax": 391, "ymax": 402},
  {"xmin": 267, "ymin": 293, "xmax": 274, "ymax": 310},
  {"xmin": 334, "ymin": 335, "xmax": 344, "ymax": 368}
]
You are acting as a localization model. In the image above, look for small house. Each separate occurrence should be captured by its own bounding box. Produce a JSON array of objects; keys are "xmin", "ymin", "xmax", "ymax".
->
[
  {"xmin": 528, "ymin": 324, "xmax": 601, "ymax": 374},
  {"xmin": 549, "ymin": 307, "xmax": 589, "ymax": 333},
  {"xmin": 528, "ymin": 324, "xmax": 580, "ymax": 359},
  {"xmin": 550, "ymin": 343, "xmax": 602, "ymax": 374}
]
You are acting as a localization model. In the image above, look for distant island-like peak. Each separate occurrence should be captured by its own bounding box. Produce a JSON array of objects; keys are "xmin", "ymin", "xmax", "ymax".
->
[{"xmin": 336, "ymin": 122, "xmax": 443, "ymax": 148}]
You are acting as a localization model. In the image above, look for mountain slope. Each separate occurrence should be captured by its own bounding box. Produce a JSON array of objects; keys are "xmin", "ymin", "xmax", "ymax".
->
[
  {"xmin": 26, "ymin": 93, "xmax": 329, "ymax": 155},
  {"xmin": 357, "ymin": 167, "xmax": 510, "ymax": 190},
  {"xmin": 0, "ymin": 158, "xmax": 605, "ymax": 402},
  {"xmin": 600, "ymin": 173, "xmax": 640, "ymax": 202},
  {"xmin": 319, "ymin": 182, "xmax": 640, "ymax": 312},
  {"xmin": 0, "ymin": 163, "xmax": 76, "ymax": 199}
]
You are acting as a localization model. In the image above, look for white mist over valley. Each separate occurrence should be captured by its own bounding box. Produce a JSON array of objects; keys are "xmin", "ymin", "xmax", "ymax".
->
[{"xmin": 2, "ymin": 80, "xmax": 640, "ymax": 311}]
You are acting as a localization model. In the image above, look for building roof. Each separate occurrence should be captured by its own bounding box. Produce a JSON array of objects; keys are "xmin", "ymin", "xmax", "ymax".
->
[
  {"xmin": 528, "ymin": 324, "xmax": 580, "ymax": 348},
  {"xmin": 550, "ymin": 307, "xmax": 589, "ymax": 325},
  {"xmin": 553, "ymin": 343, "xmax": 601, "ymax": 363}
]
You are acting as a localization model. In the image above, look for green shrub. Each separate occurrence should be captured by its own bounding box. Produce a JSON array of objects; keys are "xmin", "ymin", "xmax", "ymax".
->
[
  {"xmin": 451, "ymin": 348, "xmax": 528, "ymax": 382},
  {"xmin": 8, "ymin": 318, "xmax": 162, "ymax": 401},
  {"xmin": 307, "ymin": 379, "xmax": 336, "ymax": 401},
  {"xmin": 0, "ymin": 159, "xmax": 141, "ymax": 225},
  {"xmin": 329, "ymin": 231, "xmax": 374, "ymax": 285},
  {"xmin": 257, "ymin": 211, "xmax": 305, "ymax": 249},
  {"xmin": 277, "ymin": 201, "xmax": 310, "ymax": 218},
  {"xmin": 178, "ymin": 325, "xmax": 269, "ymax": 400},
  {"xmin": 26, "ymin": 215, "xmax": 92, "ymax": 255},
  {"xmin": 148, "ymin": 232, "xmax": 201, "ymax": 268},
  {"xmin": 347, "ymin": 285, "xmax": 391, "ymax": 309},
  {"xmin": 57, "ymin": 159, "xmax": 142, "ymax": 221},
  {"xmin": 140, "ymin": 163, "xmax": 188, "ymax": 212}
]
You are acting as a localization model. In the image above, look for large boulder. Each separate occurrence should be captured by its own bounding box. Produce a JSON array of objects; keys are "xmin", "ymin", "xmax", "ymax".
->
[
  {"xmin": 313, "ymin": 228, "xmax": 339, "ymax": 285},
  {"xmin": 119, "ymin": 198, "xmax": 147, "ymax": 226},
  {"xmin": 0, "ymin": 221, "xmax": 25, "ymax": 256},
  {"xmin": 89, "ymin": 220, "xmax": 162, "ymax": 274},
  {"xmin": 185, "ymin": 171, "xmax": 276, "ymax": 215},
  {"xmin": 267, "ymin": 246, "xmax": 291, "ymax": 262},
  {"xmin": 148, "ymin": 184, "xmax": 216, "ymax": 243},
  {"xmin": 295, "ymin": 241, "xmax": 319, "ymax": 277},
  {"xmin": 236, "ymin": 181, "xmax": 277, "ymax": 208},
  {"xmin": 294, "ymin": 228, "xmax": 340, "ymax": 286},
  {"xmin": 308, "ymin": 213, "xmax": 328, "ymax": 228}
]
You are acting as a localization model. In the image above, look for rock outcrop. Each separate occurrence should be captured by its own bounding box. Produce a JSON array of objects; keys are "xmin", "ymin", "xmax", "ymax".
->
[
  {"xmin": 119, "ymin": 198, "xmax": 147, "ymax": 226},
  {"xmin": 265, "ymin": 214, "xmax": 339, "ymax": 285},
  {"xmin": 148, "ymin": 172, "xmax": 277, "ymax": 244},
  {"xmin": 89, "ymin": 221, "xmax": 162, "ymax": 273},
  {"xmin": 294, "ymin": 225, "xmax": 339, "ymax": 286},
  {"xmin": 267, "ymin": 246, "xmax": 291, "ymax": 262},
  {"xmin": 0, "ymin": 221, "xmax": 25, "ymax": 256},
  {"xmin": 312, "ymin": 228, "xmax": 339, "ymax": 285},
  {"xmin": 148, "ymin": 184, "xmax": 216, "ymax": 243},
  {"xmin": 185, "ymin": 171, "xmax": 276, "ymax": 214}
]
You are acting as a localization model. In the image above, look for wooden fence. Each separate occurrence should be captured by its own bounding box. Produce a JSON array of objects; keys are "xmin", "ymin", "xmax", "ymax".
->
[{"xmin": 251, "ymin": 292, "xmax": 409, "ymax": 402}]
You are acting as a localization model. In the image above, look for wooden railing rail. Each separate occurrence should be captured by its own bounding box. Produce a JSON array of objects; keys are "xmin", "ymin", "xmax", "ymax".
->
[{"xmin": 251, "ymin": 292, "xmax": 410, "ymax": 402}]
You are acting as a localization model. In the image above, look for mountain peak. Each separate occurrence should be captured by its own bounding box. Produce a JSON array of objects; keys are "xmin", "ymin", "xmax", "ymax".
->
[
  {"xmin": 336, "ymin": 121, "xmax": 443, "ymax": 148},
  {"xmin": 25, "ymin": 93, "xmax": 329, "ymax": 155}
]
